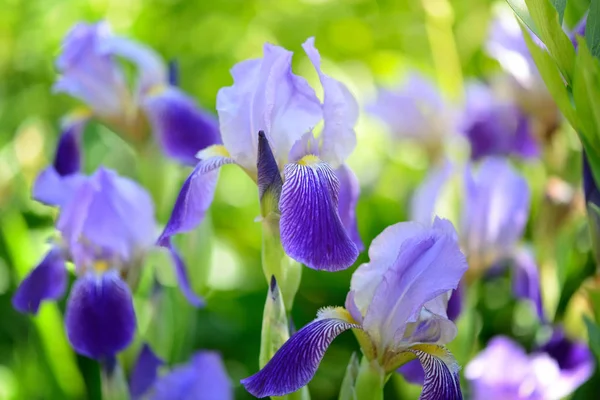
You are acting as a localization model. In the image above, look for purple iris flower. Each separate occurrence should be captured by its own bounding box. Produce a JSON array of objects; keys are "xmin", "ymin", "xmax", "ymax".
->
[
  {"xmin": 159, "ymin": 37, "xmax": 362, "ymax": 271},
  {"xmin": 129, "ymin": 344, "xmax": 233, "ymax": 400},
  {"xmin": 466, "ymin": 334, "xmax": 593, "ymax": 399},
  {"xmin": 367, "ymin": 72, "xmax": 457, "ymax": 149},
  {"xmin": 460, "ymin": 82, "xmax": 539, "ymax": 160},
  {"xmin": 54, "ymin": 21, "xmax": 220, "ymax": 165},
  {"xmin": 12, "ymin": 135, "xmax": 202, "ymax": 359},
  {"xmin": 241, "ymin": 217, "xmax": 468, "ymax": 398}
]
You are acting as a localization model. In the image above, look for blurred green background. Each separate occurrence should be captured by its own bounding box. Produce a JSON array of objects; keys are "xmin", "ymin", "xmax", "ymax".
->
[{"xmin": 0, "ymin": 0, "xmax": 599, "ymax": 399}]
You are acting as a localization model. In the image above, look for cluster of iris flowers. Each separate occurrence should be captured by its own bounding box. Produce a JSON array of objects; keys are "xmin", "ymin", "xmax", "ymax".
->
[{"xmin": 12, "ymin": 8, "xmax": 597, "ymax": 400}]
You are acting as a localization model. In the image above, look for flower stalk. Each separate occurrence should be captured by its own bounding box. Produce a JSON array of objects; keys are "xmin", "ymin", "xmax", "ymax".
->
[
  {"xmin": 100, "ymin": 357, "xmax": 129, "ymax": 400},
  {"xmin": 353, "ymin": 357, "xmax": 385, "ymax": 400}
]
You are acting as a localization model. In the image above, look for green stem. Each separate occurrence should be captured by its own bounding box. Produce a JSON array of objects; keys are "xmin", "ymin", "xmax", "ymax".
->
[
  {"xmin": 100, "ymin": 358, "xmax": 130, "ymax": 400},
  {"xmin": 354, "ymin": 357, "xmax": 385, "ymax": 400}
]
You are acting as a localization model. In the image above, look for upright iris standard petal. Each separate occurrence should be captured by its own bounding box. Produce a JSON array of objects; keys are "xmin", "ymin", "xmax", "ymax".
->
[
  {"xmin": 163, "ymin": 239, "xmax": 204, "ymax": 307},
  {"xmin": 12, "ymin": 248, "xmax": 68, "ymax": 314},
  {"xmin": 130, "ymin": 343, "xmax": 165, "ymax": 400},
  {"xmin": 54, "ymin": 115, "xmax": 87, "ymax": 176},
  {"xmin": 362, "ymin": 218, "xmax": 467, "ymax": 350},
  {"xmin": 302, "ymin": 38, "xmax": 358, "ymax": 167},
  {"xmin": 241, "ymin": 309, "xmax": 358, "ymax": 398},
  {"xmin": 409, "ymin": 345, "xmax": 462, "ymax": 400},
  {"xmin": 54, "ymin": 22, "xmax": 127, "ymax": 118},
  {"xmin": 279, "ymin": 158, "xmax": 358, "ymax": 271},
  {"xmin": 143, "ymin": 87, "xmax": 221, "ymax": 166},
  {"xmin": 462, "ymin": 157, "xmax": 530, "ymax": 266},
  {"xmin": 335, "ymin": 164, "xmax": 363, "ymax": 250},
  {"xmin": 65, "ymin": 271, "xmax": 136, "ymax": 359},
  {"xmin": 410, "ymin": 160, "xmax": 454, "ymax": 225},
  {"xmin": 511, "ymin": 249, "xmax": 544, "ymax": 320},
  {"xmin": 216, "ymin": 43, "xmax": 321, "ymax": 172},
  {"xmin": 151, "ymin": 351, "xmax": 233, "ymax": 400},
  {"xmin": 158, "ymin": 147, "xmax": 234, "ymax": 244}
]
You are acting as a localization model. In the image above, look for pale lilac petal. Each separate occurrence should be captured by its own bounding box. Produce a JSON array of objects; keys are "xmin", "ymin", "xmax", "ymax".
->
[
  {"xmin": 130, "ymin": 343, "xmax": 165, "ymax": 400},
  {"xmin": 462, "ymin": 157, "xmax": 530, "ymax": 266},
  {"xmin": 32, "ymin": 167, "xmax": 87, "ymax": 207},
  {"xmin": 217, "ymin": 44, "xmax": 321, "ymax": 172},
  {"xmin": 335, "ymin": 164, "xmax": 363, "ymax": 251},
  {"xmin": 279, "ymin": 160, "xmax": 358, "ymax": 271},
  {"xmin": 362, "ymin": 218, "xmax": 467, "ymax": 350},
  {"xmin": 98, "ymin": 36, "xmax": 166, "ymax": 96},
  {"xmin": 241, "ymin": 315, "xmax": 357, "ymax": 397},
  {"xmin": 410, "ymin": 160, "xmax": 453, "ymax": 225},
  {"xmin": 53, "ymin": 22, "xmax": 127, "ymax": 118},
  {"xmin": 288, "ymin": 131, "xmax": 320, "ymax": 163},
  {"xmin": 65, "ymin": 271, "xmax": 136, "ymax": 359},
  {"xmin": 162, "ymin": 238, "xmax": 204, "ymax": 307},
  {"xmin": 12, "ymin": 248, "xmax": 67, "ymax": 314},
  {"xmin": 143, "ymin": 87, "xmax": 221, "ymax": 166},
  {"xmin": 302, "ymin": 37, "xmax": 357, "ymax": 167},
  {"xmin": 158, "ymin": 151, "xmax": 234, "ymax": 245},
  {"xmin": 511, "ymin": 248, "xmax": 544, "ymax": 320},
  {"xmin": 409, "ymin": 346, "xmax": 462, "ymax": 400},
  {"xmin": 151, "ymin": 351, "xmax": 233, "ymax": 400}
]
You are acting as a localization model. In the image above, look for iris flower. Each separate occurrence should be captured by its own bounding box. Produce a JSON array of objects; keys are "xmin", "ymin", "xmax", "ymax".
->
[
  {"xmin": 129, "ymin": 344, "xmax": 233, "ymax": 400},
  {"xmin": 12, "ymin": 137, "xmax": 202, "ymax": 359},
  {"xmin": 54, "ymin": 21, "xmax": 220, "ymax": 165},
  {"xmin": 241, "ymin": 218, "xmax": 468, "ymax": 398},
  {"xmin": 159, "ymin": 37, "xmax": 362, "ymax": 271},
  {"xmin": 466, "ymin": 333, "xmax": 593, "ymax": 400}
]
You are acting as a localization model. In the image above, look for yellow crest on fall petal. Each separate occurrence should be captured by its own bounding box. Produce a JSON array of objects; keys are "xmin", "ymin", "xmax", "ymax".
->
[{"xmin": 298, "ymin": 154, "xmax": 320, "ymax": 166}]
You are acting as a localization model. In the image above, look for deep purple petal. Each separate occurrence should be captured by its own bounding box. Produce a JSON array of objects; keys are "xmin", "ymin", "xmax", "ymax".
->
[
  {"xmin": 143, "ymin": 87, "xmax": 221, "ymax": 166},
  {"xmin": 571, "ymin": 16, "xmax": 587, "ymax": 48},
  {"xmin": 151, "ymin": 351, "xmax": 233, "ymax": 400},
  {"xmin": 302, "ymin": 37, "xmax": 358, "ymax": 166},
  {"xmin": 398, "ymin": 360, "xmax": 425, "ymax": 385},
  {"xmin": 257, "ymin": 131, "xmax": 283, "ymax": 209},
  {"xmin": 161, "ymin": 238, "xmax": 204, "ymax": 307},
  {"xmin": 241, "ymin": 316, "xmax": 357, "ymax": 398},
  {"xmin": 409, "ymin": 346, "xmax": 462, "ymax": 400},
  {"xmin": 280, "ymin": 160, "xmax": 358, "ymax": 271},
  {"xmin": 65, "ymin": 271, "xmax": 136, "ymax": 359},
  {"xmin": 511, "ymin": 249, "xmax": 544, "ymax": 320},
  {"xmin": 362, "ymin": 218, "xmax": 467, "ymax": 348},
  {"xmin": 446, "ymin": 286, "xmax": 463, "ymax": 322},
  {"xmin": 54, "ymin": 115, "xmax": 87, "ymax": 176},
  {"xmin": 53, "ymin": 22, "xmax": 127, "ymax": 118},
  {"xmin": 168, "ymin": 60, "xmax": 179, "ymax": 86},
  {"xmin": 335, "ymin": 164, "xmax": 363, "ymax": 251},
  {"xmin": 158, "ymin": 151, "xmax": 234, "ymax": 244},
  {"xmin": 130, "ymin": 343, "xmax": 165, "ymax": 400},
  {"xmin": 12, "ymin": 248, "xmax": 67, "ymax": 314}
]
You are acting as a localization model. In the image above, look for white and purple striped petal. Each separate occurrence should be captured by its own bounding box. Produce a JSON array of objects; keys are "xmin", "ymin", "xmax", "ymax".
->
[
  {"xmin": 54, "ymin": 22, "xmax": 128, "ymax": 118},
  {"xmin": 158, "ymin": 148, "xmax": 234, "ymax": 245},
  {"xmin": 143, "ymin": 87, "xmax": 221, "ymax": 166},
  {"xmin": 12, "ymin": 248, "xmax": 68, "ymax": 314},
  {"xmin": 65, "ymin": 271, "xmax": 136, "ymax": 359},
  {"xmin": 279, "ymin": 159, "xmax": 358, "ymax": 271},
  {"xmin": 241, "ymin": 310, "xmax": 358, "ymax": 398},
  {"xmin": 302, "ymin": 38, "xmax": 358, "ymax": 167},
  {"xmin": 409, "ymin": 346, "xmax": 462, "ymax": 400}
]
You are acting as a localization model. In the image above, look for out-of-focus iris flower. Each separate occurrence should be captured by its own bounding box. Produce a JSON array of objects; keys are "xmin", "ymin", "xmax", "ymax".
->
[
  {"xmin": 159, "ymin": 37, "xmax": 362, "ymax": 271},
  {"xmin": 241, "ymin": 218, "xmax": 468, "ymax": 398},
  {"xmin": 466, "ymin": 333, "xmax": 593, "ymax": 400},
  {"xmin": 12, "ymin": 137, "xmax": 202, "ymax": 359},
  {"xmin": 54, "ymin": 21, "xmax": 220, "ymax": 165},
  {"xmin": 129, "ymin": 344, "xmax": 233, "ymax": 400},
  {"xmin": 412, "ymin": 157, "xmax": 542, "ymax": 316},
  {"xmin": 460, "ymin": 82, "xmax": 539, "ymax": 160},
  {"xmin": 367, "ymin": 72, "xmax": 457, "ymax": 158},
  {"xmin": 486, "ymin": 12, "xmax": 561, "ymax": 142}
]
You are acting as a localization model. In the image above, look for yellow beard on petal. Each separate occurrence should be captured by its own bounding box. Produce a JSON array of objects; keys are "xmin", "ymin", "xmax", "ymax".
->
[
  {"xmin": 298, "ymin": 154, "xmax": 320, "ymax": 166},
  {"xmin": 93, "ymin": 260, "xmax": 110, "ymax": 274}
]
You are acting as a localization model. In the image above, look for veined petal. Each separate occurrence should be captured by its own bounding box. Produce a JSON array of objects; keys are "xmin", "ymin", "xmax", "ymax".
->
[
  {"xmin": 511, "ymin": 248, "xmax": 544, "ymax": 320},
  {"xmin": 65, "ymin": 271, "xmax": 136, "ymax": 359},
  {"xmin": 158, "ymin": 146, "xmax": 234, "ymax": 244},
  {"xmin": 130, "ymin": 343, "xmax": 164, "ymax": 400},
  {"xmin": 302, "ymin": 37, "xmax": 358, "ymax": 167},
  {"xmin": 12, "ymin": 248, "xmax": 68, "ymax": 314},
  {"xmin": 151, "ymin": 351, "xmax": 233, "ymax": 400},
  {"xmin": 241, "ymin": 308, "xmax": 358, "ymax": 398},
  {"xmin": 408, "ymin": 344, "xmax": 462, "ymax": 400},
  {"xmin": 143, "ymin": 87, "xmax": 221, "ymax": 166},
  {"xmin": 162, "ymin": 238, "xmax": 204, "ymax": 307},
  {"xmin": 335, "ymin": 164, "xmax": 363, "ymax": 251},
  {"xmin": 280, "ymin": 158, "xmax": 358, "ymax": 271}
]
